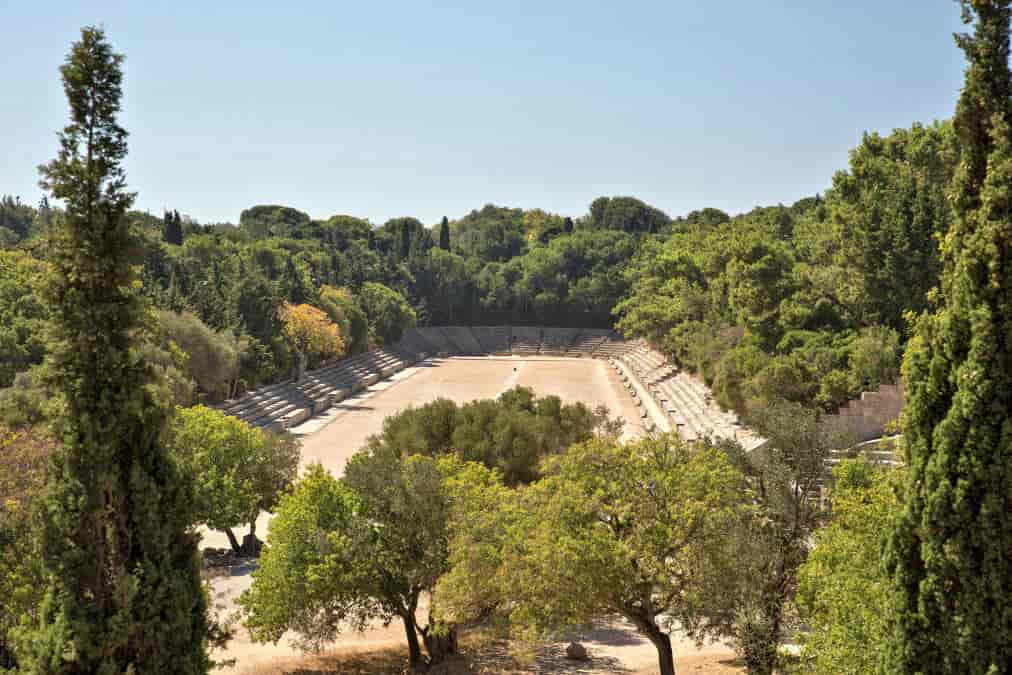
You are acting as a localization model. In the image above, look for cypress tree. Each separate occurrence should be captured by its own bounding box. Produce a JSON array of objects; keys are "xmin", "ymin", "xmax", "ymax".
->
[
  {"xmin": 163, "ymin": 208, "xmax": 183, "ymax": 245},
  {"xmin": 439, "ymin": 215, "xmax": 450, "ymax": 250},
  {"xmin": 399, "ymin": 220, "xmax": 412, "ymax": 259},
  {"xmin": 17, "ymin": 27, "xmax": 210, "ymax": 673},
  {"xmin": 886, "ymin": 2, "xmax": 1012, "ymax": 672}
]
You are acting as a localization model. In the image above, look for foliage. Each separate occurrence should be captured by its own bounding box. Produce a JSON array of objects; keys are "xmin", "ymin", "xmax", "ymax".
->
[
  {"xmin": 281, "ymin": 302, "xmax": 346, "ymax": 368},
  {"xmin": 239, "ymin": 204, "xmax": 311, "ymax": 239},
  {"xmin": 157, "ymin": 309, "xmax": 244, "ymax": 400},
  {"xmin": 167, "ymin": 406, "xmax": 298, "ymax": 552},
  {"xmin": 163, "ymin": 209, "xmax": 183, "ymax": 246},
  {"xmin": 434, "ymin": 434, "xmax": 746, "ymax": 675},
  {"xmin": 369, "ymin": 386, "xmax": 617, "ymax": 485},
  {"xmin": 241, "ymin": 454, "xmax": 453, "ymax": 669},
  {"xmin": 359, "ymin": 281, "xmax": 416, "ymax": 346},
  {"xmin": 885, "ymin": 2, "xmax": 1012, "ymax": 671},
  {"xmin": 796, "ymin": 459, "xmax": 901, "ymax": 675},
  {"xmin": 0, "ymin": 195, "xmax": 37, "ymax": 244},
  {"xmin": 0, "ymin": 249, "xmax": 48, "ymax": 388},
  {"xmin": 707, "ymin": 401, "xmax": 845, "ymax": 675},
  {"xmin": 587, "ymin": 196, "xmax": 670, "ymax": 233},
  {"xmin": 0, "ymin": 426, "xmax": 52, "ymax": 670},
  {"xmin": 318, "ymin": 285, "xmax": 369, "ymax": 355},
  {"xmin": 438, "ymin": 215, "xmax": 450, "ymax": 250},
  {"xmin": 16, "ymin": 27, "xmax": 211, "ymax": 673},
  {"xmin": 616, "ymin": 128, "xmax": 949, "ymax": 418}
]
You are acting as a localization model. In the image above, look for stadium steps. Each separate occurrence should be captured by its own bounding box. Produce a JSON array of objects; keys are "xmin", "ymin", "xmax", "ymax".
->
[
  {"xmin": 510, "ymin": 326, "xmax": 542, "ymax": 355},
  {"xmin": 541, "ymin": 327, "xmax": 579, "ymax": 355},
  {"xmin": 567, "ymin": 328, "xmax": 613, "ymax": 355}
]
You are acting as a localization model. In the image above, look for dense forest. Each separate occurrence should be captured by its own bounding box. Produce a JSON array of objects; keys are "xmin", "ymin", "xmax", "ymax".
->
[{"xmin": 0, "ymin": 119, "xmax": 953, "ymax": 421}]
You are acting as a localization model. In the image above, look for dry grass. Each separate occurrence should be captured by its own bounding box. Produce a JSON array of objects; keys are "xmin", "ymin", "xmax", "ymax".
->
[{"xmin": 240, "ymin": 630, "xmax": 745, "ymax": 675}]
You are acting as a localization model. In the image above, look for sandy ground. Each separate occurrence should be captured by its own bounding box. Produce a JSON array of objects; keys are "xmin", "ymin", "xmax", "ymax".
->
[{"xmin": 206, "ymin": 356, "xmax": 737, "ymax": 674}]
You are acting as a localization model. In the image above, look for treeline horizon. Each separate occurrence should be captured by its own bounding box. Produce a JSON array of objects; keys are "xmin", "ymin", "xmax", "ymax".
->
[{"xmin": 2, "ymin": 114, "xmax": 952, "ymax": 422}]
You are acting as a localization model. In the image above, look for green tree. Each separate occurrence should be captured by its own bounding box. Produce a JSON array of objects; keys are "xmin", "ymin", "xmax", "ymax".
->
[
  {"xmin": 241, "ymin": 454, "xmax": 453, "ymax": 669},
  {"xmin": 371, "ymin": 387, "xmax": 615, "ymax": 486},
  {"xmin": 359, "ymin": 281, "xmax": 416, "ymax": 346},
  {"xmin": 438, "ymin": 215, "xmax": 450, "ymax": 250},
  {"xmin": 0, "ymin": 426, "xmax": 53, "ymax": 670},
  {"xmin": 157, "ymin": 310, "xmax": 243, "ymax": 400},
  {"xmin": 710, "ymin": 401, "xmax": 843, "ymax": 674},
  {"xmin": 17, "ymin": 27, "xmax": 210, "ymax": 673},
  {"xmin": 0, "ymin": 195, "xmax": 36, "ymax": 243},
  {"xmin": 0, "ymin": 249, "xmax": 49, "ymax": 387},
  {"xmin": 796, "ymin": 458, "xmax": 901, "ymax": 675},
  {"xmin": 317, "ymin": 285, "xmax": 369, "ymax": 355},
  {"xmin": 167, "ymin": 406, "xmax": 299, "ymax": 555},
  {"xmin": 163, "ymin": 208, "xmax": 183, "ymax": 245},
  {"xmin": 885, "ymin": 2, "xmax": 1012, "ymax": 671},
  {"xmin": 239, "ymin": 204, "xmax": 311, "ymax": 239},
  {"xmin": 435, "ymin": 434, "xmax": 745, "ymax": 675},
  {"xmin": 587, "ymin": 195, "xmax": 670, "ymax": 233},
  {"xmin": 280, "ymin": 254, "xmax": 317, "ymax": 304}
]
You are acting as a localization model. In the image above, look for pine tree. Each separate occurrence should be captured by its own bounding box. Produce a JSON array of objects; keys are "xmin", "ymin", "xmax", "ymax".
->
[
  {"xmin": 886, "ymin": 2, "xmax": 1012, "ymax": 672},
  {"xmin": 439, "ymin": 216, "xmax": 450, "ymax": 250},
  {"xmin": 16, "ymin": 27, "xmax": 210, "ymax": 673}
]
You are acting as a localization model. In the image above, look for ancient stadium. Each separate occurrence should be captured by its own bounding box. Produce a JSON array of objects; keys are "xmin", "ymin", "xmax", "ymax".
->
[{"xmin": 206, "ymin": 325, "xmax": 899, "ymax": 673}]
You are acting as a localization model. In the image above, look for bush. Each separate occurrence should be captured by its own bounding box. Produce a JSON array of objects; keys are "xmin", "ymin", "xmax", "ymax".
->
[{"xmin": 157, "ymin": 310, "xmax": 243, "ymax": 400}]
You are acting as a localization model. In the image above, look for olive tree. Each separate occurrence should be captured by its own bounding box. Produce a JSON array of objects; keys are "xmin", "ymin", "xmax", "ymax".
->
[{"xmin": 435, "ymin": 434, "xmax": 746, "ymax": 675}]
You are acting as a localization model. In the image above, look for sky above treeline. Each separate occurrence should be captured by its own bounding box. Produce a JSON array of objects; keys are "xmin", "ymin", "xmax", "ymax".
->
[{"xmin": 4, "ymin": 1, "xmax": 967, "ymax": 226}]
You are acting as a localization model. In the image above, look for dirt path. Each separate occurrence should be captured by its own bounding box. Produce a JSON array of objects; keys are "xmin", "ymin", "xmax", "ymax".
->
[{"xmin": 207, "ymin": 356, "xmax": 736, "ymax": 673}]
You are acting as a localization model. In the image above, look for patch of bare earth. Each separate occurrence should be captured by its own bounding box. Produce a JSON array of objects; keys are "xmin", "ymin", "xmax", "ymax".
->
[{"xmin": 235, "ymin": 617, "xmax": 741, "ymax": 675}]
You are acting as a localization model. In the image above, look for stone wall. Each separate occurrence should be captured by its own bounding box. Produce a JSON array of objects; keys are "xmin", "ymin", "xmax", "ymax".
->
[{"xmin": 820, "ymin": 383, "xmax": 905, "ymax": 445}]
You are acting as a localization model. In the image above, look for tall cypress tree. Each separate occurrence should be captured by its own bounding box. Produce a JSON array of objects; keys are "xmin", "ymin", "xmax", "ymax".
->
[
  {"xmin": 886, "ymin": 2, "xmax": 1012, "ymax": 672},
  {"xmin": 163, "ymin": 208, "xmax": 183, "ymax": 245},
  {"xmin": 17, "ymin": 27, "xmax": 210, "ymax": 673},
  {"xmin": 438, "ymin": 215, "xmax": 450, "ymax": 250},
  {"xmin": 399, "ymin": 219, "xmax": 412, "ymax": 259}
]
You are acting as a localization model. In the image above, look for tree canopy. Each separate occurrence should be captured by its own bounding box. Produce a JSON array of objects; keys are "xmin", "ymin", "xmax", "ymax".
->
[
  {"xmin": 886, "ymin": 2, "xmax": 1012, "ymax": 671},
  {"xmin": 434, "ymin": 434, "xmax": 745, "ymax": 675},
  {"xmin": 17, "ymin": 26, "xmax": 211, "ymax": 673}
]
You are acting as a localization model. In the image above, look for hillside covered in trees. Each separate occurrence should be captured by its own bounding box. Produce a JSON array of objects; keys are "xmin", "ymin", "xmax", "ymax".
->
[{"xmin": 1, "ymin": 119, "xmax": 954, "ymax": 420}]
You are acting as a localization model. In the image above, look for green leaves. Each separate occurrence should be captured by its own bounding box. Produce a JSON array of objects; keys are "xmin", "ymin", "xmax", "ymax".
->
[
  {"xmin": 20, "ymin": 26, "xmax": 211, "ymax": 674},
  {"xmin": 797, "ymin": 460, "xmax": 901, "ymax": 674},
  {"xmin": 435, "ymin": 434, "xmax": 746, "ymax": 657},
  {"xmin": 359, "ymin": 282, "xmax": 416, "ymax": 346},
  {"xmin": 167, "ymin": 405, "xmax": 298, "ymax": 538},
  {"xmin": 886, "ymin": 3, "xmax": 1012, "ymax": 671}
]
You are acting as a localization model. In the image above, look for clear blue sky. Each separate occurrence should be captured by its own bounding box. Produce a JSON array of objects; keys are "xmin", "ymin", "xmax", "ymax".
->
[{"xmin": 3, "ymin": 1, "xmax": 967, "ymax": 226}]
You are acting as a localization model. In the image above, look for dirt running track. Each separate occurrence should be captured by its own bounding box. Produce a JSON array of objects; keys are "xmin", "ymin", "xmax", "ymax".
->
[{"xmin": 207, "ymin": 356, "xmax": 737, "ymax": 673}]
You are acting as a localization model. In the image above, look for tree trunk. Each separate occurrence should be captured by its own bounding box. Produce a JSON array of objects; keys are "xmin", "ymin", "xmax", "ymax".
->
[
  {"xmin": 241, "ymin": 518, "xmax": 263, "ymax": 556},
  {"xmin": 419, "ymin": 619, "xmax": 458, "ymax": 665},
  {"xmin": 223, "ymin": 527, "xmax": 241, "ymax": 555},
  {"xmin": 401, "ymin": 612, "xmax": 424, "ymax": 670},
  {"xmin": 647, "ymin": 628, "xmax": 675, "ymax": 675},
  {"xmin": 629, "ymin": 615, "xmax": 676, "ymax": 675}
]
